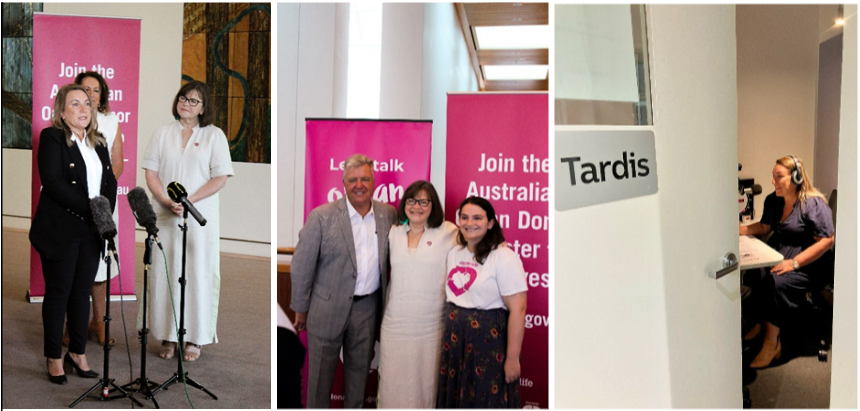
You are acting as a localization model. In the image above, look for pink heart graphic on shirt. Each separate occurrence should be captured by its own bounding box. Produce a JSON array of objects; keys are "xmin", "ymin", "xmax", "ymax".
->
[
  {"xmin": 447, "ymin": 266, "xmax": 477, "ymax": 296},
  {"xmin": 427, "ymin": 241, "xmax": 432, "ymax": 246},
  {"xmin": 195, "ymin": 142, "xmax": 200, "ymax": 146}
]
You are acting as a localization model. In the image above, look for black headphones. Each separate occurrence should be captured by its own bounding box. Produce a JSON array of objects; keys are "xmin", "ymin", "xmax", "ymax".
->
[{"xmin": 788, "ymin": 155, "xmax": 804, "ymax": 186}]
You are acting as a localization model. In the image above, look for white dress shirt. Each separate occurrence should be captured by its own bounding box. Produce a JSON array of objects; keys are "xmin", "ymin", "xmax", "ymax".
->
[
  {"xmin": 346, "ymin": 199, "xmax": 380, "ymax": 296},
  {"xmin": 73, "ymin": 132, "xmax": 103, "ymax": 199}
]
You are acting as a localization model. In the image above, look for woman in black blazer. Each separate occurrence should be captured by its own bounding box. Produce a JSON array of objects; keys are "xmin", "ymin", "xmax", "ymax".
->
[{"xmin": 30, "ymin": 84, "xmax": 117, "ymax": 384}]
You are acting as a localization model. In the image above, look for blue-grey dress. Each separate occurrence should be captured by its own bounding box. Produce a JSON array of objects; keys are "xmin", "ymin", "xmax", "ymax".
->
[{"xmin": 748, "ymin": 193, "xmax": 834, "ymax": 327}]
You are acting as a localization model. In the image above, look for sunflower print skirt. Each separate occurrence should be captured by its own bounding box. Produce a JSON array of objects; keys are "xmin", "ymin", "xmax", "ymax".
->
[{"xmin": 436, "ymin": 302, "xmax": 520, "ymax": 408}]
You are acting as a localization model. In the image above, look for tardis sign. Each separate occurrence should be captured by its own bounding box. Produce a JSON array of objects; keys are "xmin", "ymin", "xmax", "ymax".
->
[{"xmin": 555, "ymin": 130, "xmax": 658, "ymax": 210}]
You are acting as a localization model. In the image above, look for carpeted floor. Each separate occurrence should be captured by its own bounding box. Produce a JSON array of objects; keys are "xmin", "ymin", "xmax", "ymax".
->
[{"xmin": 1, "ymin": 228, "xmax": 272, "ymax": 409}]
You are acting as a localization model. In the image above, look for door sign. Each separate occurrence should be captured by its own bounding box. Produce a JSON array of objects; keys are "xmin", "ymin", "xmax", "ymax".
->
[{"xmin": 555, "ymin": 130, "xmax": 658, "ymax": 210}]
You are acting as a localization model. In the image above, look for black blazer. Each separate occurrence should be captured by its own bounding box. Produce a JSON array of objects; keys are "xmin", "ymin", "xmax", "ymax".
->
[{"xmin": 29, "ymin": 127, "xmax": 118, "ymax": 262}]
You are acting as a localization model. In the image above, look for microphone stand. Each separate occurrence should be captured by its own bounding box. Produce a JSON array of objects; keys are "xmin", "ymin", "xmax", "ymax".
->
[
  {"xmin": 71, "ymin": 241, "xmax": 143, "ymax": 407},
  {"xmin": 152, "ymin": 208, "xmax": 218, "ymax": 400},
  {"xmin": 120, "ymin": 235, "xmax": 162, "ymax": 408}
]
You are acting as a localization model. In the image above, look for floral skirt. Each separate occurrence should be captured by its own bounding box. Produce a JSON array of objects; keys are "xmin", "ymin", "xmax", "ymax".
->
[{"xmin": 436, "ymin": 303, "xmax": 520, "ymax": 408}]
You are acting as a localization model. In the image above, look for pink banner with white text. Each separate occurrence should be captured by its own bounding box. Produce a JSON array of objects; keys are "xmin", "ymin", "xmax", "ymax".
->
[
  {"xmin": 445, "ymin": 93, "xmax": 549, "ymax": 408},
  {"xmin": 302, "ymin": 118, "xmax": 433, "ymax": 407},
  {"xmin": 30, "ymin": 14, "xmax": 141, "ymax": 300}
]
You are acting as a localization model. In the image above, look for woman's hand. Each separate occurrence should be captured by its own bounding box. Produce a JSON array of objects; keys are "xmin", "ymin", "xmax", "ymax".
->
[
  {"xmin": 504, "ymin": 356, "xmax": 521, "ymax": 383},
  {"xmin": 169, "ymin": 202, "xmax": 184, "ymax": 217},
  {"xmin": 770, "ymin": 259, "xmax": 795, "ymax": 275}
]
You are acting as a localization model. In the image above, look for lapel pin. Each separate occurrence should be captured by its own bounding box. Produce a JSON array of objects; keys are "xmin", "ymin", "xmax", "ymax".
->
[
  {"xmin": 195, "ymin": 142, "xmax": 200, "ymax": 146},
  {"xmin": 427, "ymin": 241, "xmax": 432, "ymax": 246}
]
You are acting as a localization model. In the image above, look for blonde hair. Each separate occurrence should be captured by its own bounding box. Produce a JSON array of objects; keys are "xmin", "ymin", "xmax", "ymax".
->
[
  {"xmin": 776, "ymin": 155, "xmax": 826, "ymax": 207},
  {"xmin": 342, "ymin": 153, "xmax": 375, "ymax": 182},
  {"xmin": 52, "ymin": 84, "xmax": 105, "ymax": 148}
]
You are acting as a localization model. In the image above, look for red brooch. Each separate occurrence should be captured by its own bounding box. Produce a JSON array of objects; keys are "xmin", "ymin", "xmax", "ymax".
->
[
  {"xmin": 427, "ymin": 241, "xmax": 432, "ymax": 246},
  {"xmin": 194, "ymin": 142, "xmax": 200, "ymax": 146}
]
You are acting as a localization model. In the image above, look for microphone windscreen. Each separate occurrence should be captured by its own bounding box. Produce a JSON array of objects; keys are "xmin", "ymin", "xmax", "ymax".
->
[
  {"xmin": 751, "ymin": 184, "xmax": 763, "ymax": 196},
  {"xmin": 90, "ymin": 196, "xmax": 117, "ymax": 239},
  {"xmin": 128, "ymin": 187, "xmax": 158, "ymax": 233},
  {"xmin": 166, "ymin": 182, "xmax": 187, "ymax": 203}
]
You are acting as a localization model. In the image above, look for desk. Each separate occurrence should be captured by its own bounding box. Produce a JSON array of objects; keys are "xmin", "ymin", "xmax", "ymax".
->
[{"xmin": 739, "ymin": 235, "xmax": 784, "ymax": 270}]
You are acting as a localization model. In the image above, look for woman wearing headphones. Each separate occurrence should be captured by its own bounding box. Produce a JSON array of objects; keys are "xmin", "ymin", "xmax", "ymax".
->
[{"xmin": 739, "ymin": 155, "xmax": 834, "ymax": 368}]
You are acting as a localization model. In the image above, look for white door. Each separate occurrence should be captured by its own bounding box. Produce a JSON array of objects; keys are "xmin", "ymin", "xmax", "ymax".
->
[{"xmin": 554, "ymin": 5, "xmax": 741, "ymax": 407}]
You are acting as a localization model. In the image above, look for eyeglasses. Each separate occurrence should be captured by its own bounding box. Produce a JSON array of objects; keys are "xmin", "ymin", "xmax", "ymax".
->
[
  {"xmin": 406, "ymin": 198, "xmax": 430, "ymax": 207},
  {"xmin": 178, "ymin": 95, "xmax": 202, "ymax": 107}
]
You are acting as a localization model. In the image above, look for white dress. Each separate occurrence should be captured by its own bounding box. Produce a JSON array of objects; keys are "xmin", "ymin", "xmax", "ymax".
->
[
  {"xmin": 378, "ymin": 221, "xmax": 458, "ymax": 408},
  {"xmin": 141, "ymin": 121, "xmax": 234, "ymax": 345},
  {"xmin": 94, "ymin": 112, "xmax": 121, "ymax": 282}
]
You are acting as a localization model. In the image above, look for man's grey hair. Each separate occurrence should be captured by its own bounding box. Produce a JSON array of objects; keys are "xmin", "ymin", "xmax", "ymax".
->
[{"xmin": 342, "ymin": 153, "xmax": 375, "ymax": 182}]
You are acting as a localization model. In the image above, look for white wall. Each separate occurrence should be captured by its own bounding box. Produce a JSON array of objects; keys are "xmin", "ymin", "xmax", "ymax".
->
[
  {"xmin": 277, "ymin": 3, "xmax": 477, "ymax": 247},
  {"xmin": 736, "ymin": 5, "xmax": 820, "ymax": 219},
  {"xmin": 830, "ymin": 4, "xmax": 858, "ymax": 407},
  {"xmin": 380, "ymin": 3, "xmax": 424, "ymax": 119},
  {"xmin": 419, "ymin": 3, "xmax": 479, "ymax": 205},
  {"xmin": 4, "ymin": 3, "xmax": 270, "ymax": 257}
]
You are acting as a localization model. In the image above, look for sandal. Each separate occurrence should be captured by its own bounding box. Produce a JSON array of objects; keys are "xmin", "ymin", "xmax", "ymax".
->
[
  {"xmin": 159, "ymin": 341, "xmax": 177, "ymax": 359},
  {"xmin": 184, "ymin": 343, "xmax": 201, "ymax": 362}
]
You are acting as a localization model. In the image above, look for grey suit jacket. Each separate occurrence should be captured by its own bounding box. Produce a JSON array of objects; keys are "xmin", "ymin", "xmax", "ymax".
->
[{"xmin": 290, "ymin": 197, "xmax": 396, "ymax": 339}]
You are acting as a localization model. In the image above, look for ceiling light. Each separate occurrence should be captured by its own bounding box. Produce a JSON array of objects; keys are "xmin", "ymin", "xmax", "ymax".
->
[
  {"xmin": 475, "ymin": 25, "xmax": 549, "ymax": 50},
  {"xmin": 836, "ymin": 5, "xmax": 845, "ymax": 26},
  {"xmin": 483, "ymin": 65, "xmax": 548, "ymax": 81}
]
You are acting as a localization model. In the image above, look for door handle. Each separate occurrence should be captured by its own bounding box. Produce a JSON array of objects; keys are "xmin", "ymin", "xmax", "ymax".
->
[{"xmin": 710, "ymin": 252, "xmax": 739, "ymax": 279}]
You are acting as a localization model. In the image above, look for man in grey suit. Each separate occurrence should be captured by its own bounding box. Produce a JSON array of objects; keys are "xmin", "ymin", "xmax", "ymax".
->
[{"xmin": 291, "ymin": 153, "xmax": 396, "ymax": 408}]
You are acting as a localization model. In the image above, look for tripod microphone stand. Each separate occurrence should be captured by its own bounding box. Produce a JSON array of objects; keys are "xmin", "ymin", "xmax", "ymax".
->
[
  {"xmin": 120, "ymin": 235, "xmax": 162, "ymax": 408},
  {"xmin": 152, "ymin": 208, "xmax": 218, "ymax": 401},
  {"xmin": 71, "ymin": 243, "xmax": 143, "ymax": 407}
]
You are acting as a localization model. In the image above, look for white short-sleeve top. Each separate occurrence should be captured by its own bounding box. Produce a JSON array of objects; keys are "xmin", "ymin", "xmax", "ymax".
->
[{"xmin": 445, "ymin": 245, "xmax": 528, "ymax": 310}]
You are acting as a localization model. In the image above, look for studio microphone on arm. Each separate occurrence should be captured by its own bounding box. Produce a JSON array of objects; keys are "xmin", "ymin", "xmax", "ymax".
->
[
  {"xmin": 90, "ymin": 195, "xmax": 118, "ymax": 260},
  {"xmin": 128, "ymin": 187, "xmax": 164, "ymax": 250},
  {"xmin": 166, "ymin": 182, "xmax": 207, "ymax": 226}
]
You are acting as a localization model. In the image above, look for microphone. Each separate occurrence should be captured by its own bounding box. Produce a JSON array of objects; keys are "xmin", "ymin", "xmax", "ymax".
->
[
  {"xmin": 743, "ymin": 184, "xmax": 763, "ymax": 196},
  {"xmin": 90, "ymin": 195, "xmax": 118, "ymax": 256},
  {"xmin": 166, "ymin": 182, "xmax": 207, "ymax": 226},
  {"xmin": 128, "ymin": 187, "xmax": 163, "ymax": 250}
]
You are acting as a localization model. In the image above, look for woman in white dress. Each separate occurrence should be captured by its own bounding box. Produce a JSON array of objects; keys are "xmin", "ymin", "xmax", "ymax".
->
[
  {"xmin": 142, "ymin": 81, "xmax": 234, "ymax": 361},
  {"xmin": 378, "ymin": 180, "xmax": 458, "ymax": 408},
  {"xmin": 60, "ymin": 71, "xmax": 124, "ymax": 347}
]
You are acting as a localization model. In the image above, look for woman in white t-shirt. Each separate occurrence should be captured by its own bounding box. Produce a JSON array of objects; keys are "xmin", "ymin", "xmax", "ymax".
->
[{"xmin": 436, "ymin": 196, "xmax": 527, "ymax": 408}]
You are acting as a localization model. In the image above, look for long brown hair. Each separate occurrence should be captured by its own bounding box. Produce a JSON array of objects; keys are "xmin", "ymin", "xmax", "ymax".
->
[
  {"xmin": 52, "ymin": 84, "xmax": 105, "ymax": 148},
  {"xmin": 456, "ymin": 196, "xmax": 505, "ymax": 265}
]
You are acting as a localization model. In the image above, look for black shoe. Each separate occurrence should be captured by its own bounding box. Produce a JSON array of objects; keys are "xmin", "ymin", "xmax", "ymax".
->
[
  {"xmin": 46, "ymin": 360, "xmax": 67, "ymax": 385},
  {"xmin": 64, "ymin": 352, "xmax": 99, "ymax": 378}
]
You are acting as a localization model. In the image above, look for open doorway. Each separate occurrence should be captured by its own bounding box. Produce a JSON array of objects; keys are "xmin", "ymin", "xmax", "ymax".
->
[{"xmin": 737, "ymin": 5, "xmax": 845, "ymax": 408}]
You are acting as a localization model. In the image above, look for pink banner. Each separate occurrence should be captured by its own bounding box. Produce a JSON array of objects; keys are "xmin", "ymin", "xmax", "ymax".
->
[
  {"xmin": 30, "ymin": 14, "xmax": 141, "ymax": 300},
  {"xmin": 445, "ymin": 93, "xmax": 549, "ymax": 408},
  {"xmin": 303, "ymin": 118, "xmax": 433, "ymax": 407}
]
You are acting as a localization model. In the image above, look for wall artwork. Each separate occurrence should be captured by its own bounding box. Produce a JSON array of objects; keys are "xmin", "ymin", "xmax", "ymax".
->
[
  {"xmin": 182, "ymin": 3, "xmax": 272, "ymax": 164},
  {"xmin": 1, "ymin": 3, "xmax": 42, "ymax": 149}
]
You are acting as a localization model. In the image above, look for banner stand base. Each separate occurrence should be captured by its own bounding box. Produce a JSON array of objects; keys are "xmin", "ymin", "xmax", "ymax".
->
[{"xmin": 27, "ymin": 291, "xmax": 138, "ymax": 304}]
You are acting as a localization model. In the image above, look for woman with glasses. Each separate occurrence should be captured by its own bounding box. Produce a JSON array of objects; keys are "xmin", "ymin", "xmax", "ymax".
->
[
  {"xmin": 142, "ymin": 81, "xmax": 234, "ymax": 362},
  {"xmin": 378, "ymin": 181, "xmax": 459, "ymax": 408},
  {"xmin": 740, "ymin": 155, "xmax": 834, "ymax": 368}
]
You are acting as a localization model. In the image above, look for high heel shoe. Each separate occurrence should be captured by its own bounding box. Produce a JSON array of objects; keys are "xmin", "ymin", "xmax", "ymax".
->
[
  {"xmin": 88, "ymin": 321, "xmax": 114, "ymax": 346},
  {"xmin": 64, "ymin": 352, "xmax": 99, "ymax": 378},
  {"xmin": 46, "ymin": 359, "xmax": 67, "ymax": 385},
  {"xmin": 750, "ymin": 337, "xmax": 782, "ymax": 369}
]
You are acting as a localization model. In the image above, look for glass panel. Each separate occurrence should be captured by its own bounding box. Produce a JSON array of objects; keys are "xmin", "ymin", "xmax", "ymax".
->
[{"xmin": 554, "ymin": 5, "xmax": 652, "ymax": 125}]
